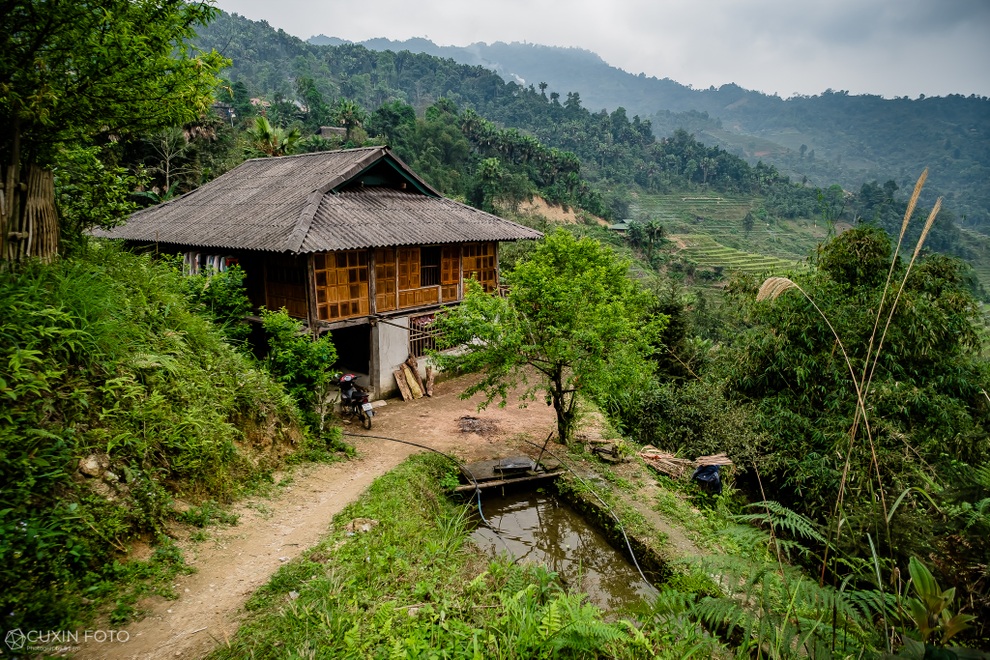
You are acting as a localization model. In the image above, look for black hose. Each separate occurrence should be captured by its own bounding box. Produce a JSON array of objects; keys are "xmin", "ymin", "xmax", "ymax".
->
[
  {"xmin": 521, "ymin": 439, "xmax": 651, "ymax": 586},
  {"xmin": 342, "ymin": 431, "xmax": 650, "ymax": 586},
  {"xmin": 341, "ymin": 431, "xmax": 499, "ymax": 539}
]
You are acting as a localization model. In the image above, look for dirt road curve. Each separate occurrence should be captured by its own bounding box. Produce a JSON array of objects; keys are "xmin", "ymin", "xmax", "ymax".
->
[{"xmin": 73, "ymin": 375, "xmax": 557, "ymax": 659}]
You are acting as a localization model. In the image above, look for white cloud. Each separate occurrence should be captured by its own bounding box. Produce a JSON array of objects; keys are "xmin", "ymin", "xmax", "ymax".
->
[{"xmin": 214, "ymin": 0, "xmax": 990, "ymax": 98}]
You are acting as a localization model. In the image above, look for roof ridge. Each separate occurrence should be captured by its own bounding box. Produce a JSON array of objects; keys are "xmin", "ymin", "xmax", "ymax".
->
[
  {"xmin": 243, "ymin": 145, "xmax": 386, "ymax": 165},
  {"xmin": 283, "ymin": 148, "xmax": 388, "ymax": 252},
  {"xmin": 93, "ymin": 145, "xmax": 543, "ymax": 253}
]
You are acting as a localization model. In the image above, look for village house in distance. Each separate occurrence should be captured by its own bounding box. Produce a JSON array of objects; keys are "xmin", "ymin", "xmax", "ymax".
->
[{"xmin": 96, "ymin": 146, "xmax": 542, "ymax": 397}]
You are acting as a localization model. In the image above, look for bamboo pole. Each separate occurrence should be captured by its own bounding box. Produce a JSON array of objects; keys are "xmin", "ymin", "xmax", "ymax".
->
[
  {"xmin": 401, "ymin": 363, "xmax": 423, "ymax": 398},
  {"xmin": 2, "ymin": 121, "xmax": 22, "ymax": 264},
  {"xmin": 424, "ymin": 366, "xmax": 436, "ymax": 397},
  {"xmin": 0, "ymin": 180, "xmax": 6, "ymax": 264},
  {"xmin": 23, "ymin": 164, "xmax": 58, "ymax": 262},
  {"xmin": 405, "ymin": 355, "xmax": 426, "ymax": 394},
  {"xmin": 1, "ymin": 163, "xmax": 57, "ymax": 263}
]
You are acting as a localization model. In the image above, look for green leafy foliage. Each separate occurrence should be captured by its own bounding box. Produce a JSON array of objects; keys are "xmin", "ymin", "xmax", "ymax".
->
[
  {"xmin": 173, "ymin": 262, "xmax": 253, "ymax": 345},
  {"xmin": 176, "ymin": 500, "xmax": 240, "ymax": 528},
  {"xmin": 1, "ymin": 0, "xmax": 231, "ymax": 262},
  {"xmin": 246, "ymin": 116, "xmax": 302, "ymax": 157},
  {"xmin": 52, "ymin": 145, "xmax": 142, "ymax": 254},
  {"xmin": 0, "ymin": 243, "xmax": 302, "ymax": 634},
  {"xmin": 735, "ymin": 500, "xmax": 827, "ymax": 562},
  {"xmin": 903, "ymin": 557, "xmax": 974, "ymax": 646},
  {"xmin": 611, "ymin": 213, "xmax": 990, "ymax": 644},
  {"xmin": 433, "ymin": 229, "xmax": 666, "ymax": 442},
  {"xmin": 657, "ymin": 502, "xmax": 885, "ymax": 658},
  {"xmin": 123, "ymin": 112, "xmax": 243, "ymax": 205},
  {"xmin": 260, "ymin": 309, "xmax": 338, "ymax": 438},
  {"xmin": 1, "ymin": 0, "xmax": 229, "ymax": 166},
  {"xmin": 618, "ymin": 378, "xmax": 767, "ymax": 470},
  {"xmin": 723, "ymin": 227, "xmax": 988, "ymax": 556},
  {"xmin": 332, "ymin": 98, "xmax": 367, "ymax": 143}
]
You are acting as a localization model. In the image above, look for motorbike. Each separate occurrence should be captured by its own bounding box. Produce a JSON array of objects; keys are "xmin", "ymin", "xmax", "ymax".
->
[{"xmin": 337, "ymin": 374, "xmax": 373, "ymax": 429}]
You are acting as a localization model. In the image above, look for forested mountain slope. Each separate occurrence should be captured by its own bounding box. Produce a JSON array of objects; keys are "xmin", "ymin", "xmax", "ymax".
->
[
  {"xmin": 307, "ymin": 34, "xmax": 990, "ymax": 230},
  {"xmin": 195, "ymin": 13, "xmax": 968, "ymax": 257}
]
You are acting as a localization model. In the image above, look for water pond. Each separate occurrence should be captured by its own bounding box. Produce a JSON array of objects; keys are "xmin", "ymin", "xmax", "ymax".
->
[{"xmin": 470, "ymin": 490, "xmax": 658, "ymax": 614}]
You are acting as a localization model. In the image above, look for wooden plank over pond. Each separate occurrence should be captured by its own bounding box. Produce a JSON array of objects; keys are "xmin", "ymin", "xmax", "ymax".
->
[{"xmin": 455, "ymin": 456, "xmax": 563, "ymax": 493}]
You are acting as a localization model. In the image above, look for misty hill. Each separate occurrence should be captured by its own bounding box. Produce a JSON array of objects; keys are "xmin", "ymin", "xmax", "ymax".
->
[
  {"xmin": 309, "ymin": 34, "xmax": 990, "ymax": 230},
  {"xmin": 308, "ymin": 34, "xmax": 702, "ymax": 116}
]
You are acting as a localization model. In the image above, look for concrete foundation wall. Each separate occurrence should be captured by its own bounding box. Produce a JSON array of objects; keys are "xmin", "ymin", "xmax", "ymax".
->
[
  {"xmin": 370, "ymin": 315, "xmax": 444, "ymax": 400},
  {"xmin": 371, "ymin": 316, "xmax": 409, "ymax": 399}
]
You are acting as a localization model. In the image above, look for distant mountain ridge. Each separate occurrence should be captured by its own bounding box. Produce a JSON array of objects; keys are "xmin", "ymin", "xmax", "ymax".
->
[
  {"xmin": 308, "ymin": 34, "xmax": 990, "ymax": 228},
  {"xmin": 308, "ymin": 34, "xmax": 699, "ymax": 116}
]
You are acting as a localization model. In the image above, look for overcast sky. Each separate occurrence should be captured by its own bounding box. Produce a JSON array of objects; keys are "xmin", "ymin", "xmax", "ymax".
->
[{"xmin": 213, "ymin": 0, "xmax": 990, "ymax": 99}]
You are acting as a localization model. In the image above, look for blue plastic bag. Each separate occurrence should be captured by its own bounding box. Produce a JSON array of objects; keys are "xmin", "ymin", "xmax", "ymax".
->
[{"xmin": 691, "ymin": 464, "xmax": 722, "ymax": 495}]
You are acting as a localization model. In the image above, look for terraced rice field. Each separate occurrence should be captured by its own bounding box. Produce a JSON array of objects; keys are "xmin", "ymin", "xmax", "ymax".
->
[
  {"xmin": 634, "ymin": 194, "xmax": 989, "ymax": 296},
  {"xmin": 958, "ymin": 228, "xmax": 990, "ymax": 292},
  {"xmin": 633, "ymin": 193, "xmax": 821, "ymax": 275},
  {"xmin": 673, "ymin": 234, "xmax": 807, "ymax": 275},
  {"xmin": 636, "ymin": 194, "xmax": 756, "ymax": 232}
]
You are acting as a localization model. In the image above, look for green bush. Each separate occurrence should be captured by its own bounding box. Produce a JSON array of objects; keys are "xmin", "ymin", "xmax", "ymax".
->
[
  {"xmin": 618, "ymin": 378, "xmax": 767, "ymax": 469},
  {"xmin": 0, "ymin": 243, "xmax": 303, "ymax": 633},
  {"xmin": 260, "ymin": 308, "xmax": 338, "ymax": 438},
  {"xmin": 176, "ymin": 262, "xmax": 253, "ymax": 344},
  {"xmin": 176, "ymin": 500, "xmax": 240, "ymax": 528}
]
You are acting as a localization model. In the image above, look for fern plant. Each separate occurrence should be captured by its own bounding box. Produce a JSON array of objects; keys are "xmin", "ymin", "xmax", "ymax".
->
[
  {"xmin": 942, "ymin": 462, "xmax": 990, "ymax": 534},
  {"xmin": 734, "ymin": 500, "xmax": 827, "ymax": 563},
  {"xmin": 660, "ymin": 501, "xmax": 887, "ymax": 658}
]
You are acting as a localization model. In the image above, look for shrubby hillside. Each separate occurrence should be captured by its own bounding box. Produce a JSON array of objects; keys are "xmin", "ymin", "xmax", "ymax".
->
[
  {"xmin": 193, "ymin": 13, "xmax": 973, "ymax": 257},
  {"xmin": 0, "ymin": 244, "xmax": 309, "ymax": 631}
]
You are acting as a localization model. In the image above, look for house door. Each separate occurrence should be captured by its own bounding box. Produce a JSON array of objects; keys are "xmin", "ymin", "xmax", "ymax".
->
[{"xmin": 328, "ymin": 323, "xmax": 371, "ymax": 381}]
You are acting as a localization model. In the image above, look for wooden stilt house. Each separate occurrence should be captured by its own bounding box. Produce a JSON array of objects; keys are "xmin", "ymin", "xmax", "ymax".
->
[{"xmin": 95, "ymin": 146, "xmax": 542, "ymax": 396}]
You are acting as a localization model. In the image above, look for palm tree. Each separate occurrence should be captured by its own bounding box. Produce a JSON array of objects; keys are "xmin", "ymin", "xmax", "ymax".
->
[
  {"xmin": 333, "ymin": 99, "xmax": 366, "ymax": 143},
  {"xmin": 477, "ymin": 157, "xmax": 506, "ymax": 212},
  {"xmin": 133, "ymin": 183, "xmax": 180, "ymax": 205},
  {"xmin": 248, "ymin": 116, "xmax": 301, "ymax": 157},
  {"xmin": 644, "ymin": 219, "xmax": 665, "ymax": 261}
]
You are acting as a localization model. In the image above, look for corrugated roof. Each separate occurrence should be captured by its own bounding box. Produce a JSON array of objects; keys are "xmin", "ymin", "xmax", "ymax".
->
[
  {"xmin": 303, "ymin": 189, "xmax": 542, "ymax": 250},
  {"xmin": 93, "ymin": 146, "xmax": 541, "ymax": 252}
]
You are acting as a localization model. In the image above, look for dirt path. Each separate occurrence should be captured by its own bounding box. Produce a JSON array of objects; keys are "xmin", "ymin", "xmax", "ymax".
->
[{"xmin": 73, "ymin": 374, "xmax": 557, "ymax": 660}]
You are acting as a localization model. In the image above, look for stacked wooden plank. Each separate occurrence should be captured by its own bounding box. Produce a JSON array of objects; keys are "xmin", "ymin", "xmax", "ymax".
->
[
  {"xmin": 638, "ymin": 446, "xmax": 694, "ymax": 479},
  {"xmin": 394, "ymin": 355, "xmax": 436, "ymax": 401},
  {"xmin": 694, "ymin": 453, "xmax": 733, "ymax": 467},
  {"xmin": 638, "ymin": 445, "xmax": 734, "ymax": 479}
]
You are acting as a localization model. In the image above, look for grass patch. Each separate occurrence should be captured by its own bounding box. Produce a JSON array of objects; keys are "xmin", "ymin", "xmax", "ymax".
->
[
  {"xmin": 176, "ymin": 500, "xmax": 240, "ymax": 528},
  {"xmin": 245, "ymin": 500, "xmax": 273, "ymax": 518},
  {"xmin": 84, "ymin": 537, "xmax": 195, "ymax": 625},
  {"xmin": 211, "ymin": 454, "xmax": 728, "ymax": 659}
]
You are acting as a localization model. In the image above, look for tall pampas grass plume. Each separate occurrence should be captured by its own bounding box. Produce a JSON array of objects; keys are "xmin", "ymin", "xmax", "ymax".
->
[{"xmin": 757, "ymin": 276, "xmax": 799, "ymax": 302}]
